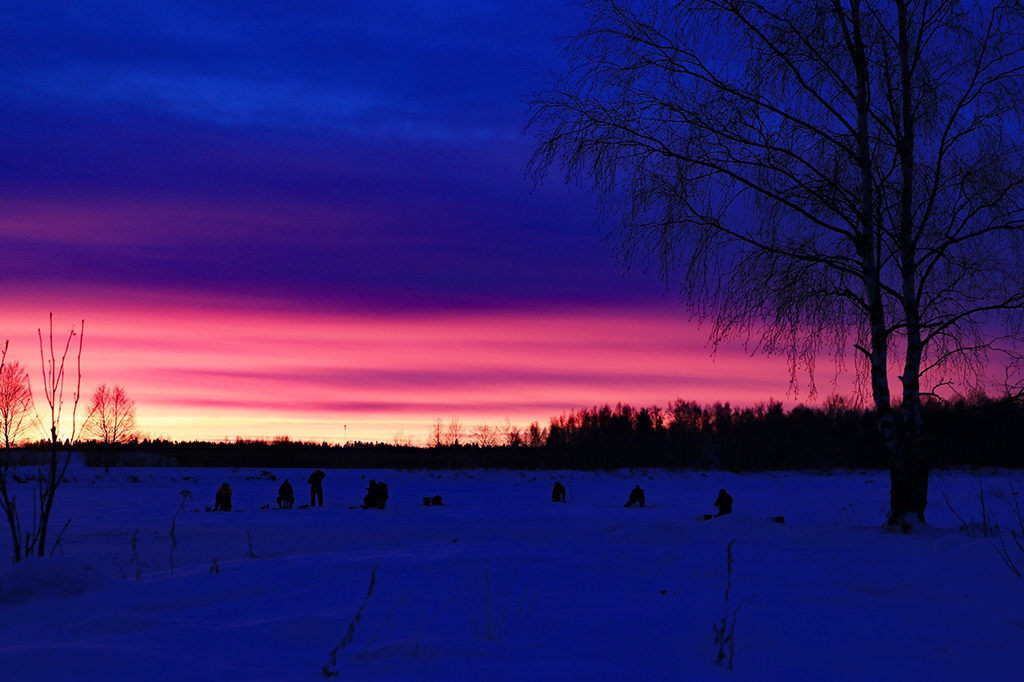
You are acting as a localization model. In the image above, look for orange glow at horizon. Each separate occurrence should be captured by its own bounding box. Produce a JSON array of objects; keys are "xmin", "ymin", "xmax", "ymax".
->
[{"xmin": 2, "ymin": 288, "xmax": 845, "ymax": 444}]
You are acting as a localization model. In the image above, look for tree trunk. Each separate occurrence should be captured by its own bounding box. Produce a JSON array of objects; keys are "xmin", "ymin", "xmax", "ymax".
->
[
  {"xmin": 889, "ymin": 450, "xmax": 928, "ymax": 526},
  {"xmin": 36, "ymin": 429, "xmax": 57, "ymax": 557},
  {"xmin": 889, "ymin": 0, "xmax": 928, "ymax": 528},
  {"xmin": 892, "ymin": 338, "xmax": 928, "ymax": 526},
  {"xmin": 850, "ymin": 0, "xmax": 908, "ymax": 516}
]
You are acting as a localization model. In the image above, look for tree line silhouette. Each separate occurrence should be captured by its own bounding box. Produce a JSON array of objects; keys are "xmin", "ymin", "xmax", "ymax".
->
[
  {"xmin": 543, "ymin": 396, "xmax": 1024, "ymax": 471},
  {"xmin": 9, "ymin": 393, "xmax": 1020, "ymax": 471}
]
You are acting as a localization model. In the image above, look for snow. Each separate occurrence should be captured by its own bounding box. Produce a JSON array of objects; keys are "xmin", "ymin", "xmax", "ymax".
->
[
  {"xmin": 0, "ymin": 467, "xmax": 1021, "ymax": 680},
  {"xmin": 0, "ymin": 558, "xmax": 108, "ymax": 604}
]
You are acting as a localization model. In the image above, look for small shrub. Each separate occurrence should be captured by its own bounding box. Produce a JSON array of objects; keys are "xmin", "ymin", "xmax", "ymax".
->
[
  {"xmin": 989, "ymin": 475, "xmax": 1024, "ymax": 578},
  {"xmin": 169, "ymin": 490, "xmax": 191, "ymax": 575},
  {"xmin": 322, "ymin": 565, "xmax": 378, "ymax": 678},
  {"xmin": 246, "ymin": 530, "xmax": 258, "ymax": 560}
]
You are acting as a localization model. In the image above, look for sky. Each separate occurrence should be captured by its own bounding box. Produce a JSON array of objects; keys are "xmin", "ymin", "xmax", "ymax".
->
[{"xmin": 0, "ymin": 1, "xmax": 815, "ymax": 444}]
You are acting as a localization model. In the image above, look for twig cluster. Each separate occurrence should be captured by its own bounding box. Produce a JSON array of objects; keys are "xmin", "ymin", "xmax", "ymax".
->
[
  {"xmin": 169, "ymin": 489, "xmax": 192, "ymax": 575},
  {"xmin": 713, "ymin": 539, "xmax": 755, "ymax": 671},
  {"xmin": 940, "ymin": 473, "xmax": 1024, "ymax": 578},
  {"xmin": 0, "ymin": 317, "xmax": 84, "ymax": 562},
  {"xmin": 938, "ymin": 476, "xmax": 997, "ymax": 538},
  {"xmin": 989, "ymin": 476, "xmax": 1024, "ymax": 578},
  {"xmin": 126, "ymin": 528, "xmax": 144, "ymax": 582},
  {"xmin": 246, "ymin": 529, "xmax": 258, "ymax": 560}
]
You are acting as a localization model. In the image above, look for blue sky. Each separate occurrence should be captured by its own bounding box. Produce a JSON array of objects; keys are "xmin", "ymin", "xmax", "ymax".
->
[
  {"xmin": 1, "ymin": 1, "xmax": 673, "ymax": 312},
  {"xmin": 0, "ymin": 1, "xmax": 801, "ymax": 442}
]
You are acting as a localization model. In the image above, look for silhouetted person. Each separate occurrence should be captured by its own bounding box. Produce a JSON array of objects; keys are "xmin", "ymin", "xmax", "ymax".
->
[
  {"xmin": 552, "ymin": 481, "xmax": 567, "ymax": 502},
  {"xmin": 362, "ymin": 479, "xmax": 378, "ymax": 508},
  {"xmin": 624, "ymin": 485, "xmax": 645, "ymax": 508},
  {"xmin": 362, "ymin": 479, "xmax": 388, "ymax": 509},
  {"xmin": 715, "ymin": 488, "xmax": 733, "ymax": 516},
  {"xmin": 214, "ymin": 482, "xmax": 232, "ymax": 511},
  {"xmin": 308, "ymin": 469, "xmax": 326, "ymax": 507},
  {"xmin": 277, "ymin": 480, "xmax": 294, "ymax": 509}
]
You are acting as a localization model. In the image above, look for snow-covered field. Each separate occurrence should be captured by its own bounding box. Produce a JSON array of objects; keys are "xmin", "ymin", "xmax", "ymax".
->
[{"xmin": 1, "ymin": 465, "xmax": 1021, "ymax": 681}]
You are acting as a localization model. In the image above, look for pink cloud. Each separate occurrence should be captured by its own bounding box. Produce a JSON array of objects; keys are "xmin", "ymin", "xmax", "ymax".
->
[{"xmin": 1, "ymin": 286, "xmax": 830, "ymax": 443}]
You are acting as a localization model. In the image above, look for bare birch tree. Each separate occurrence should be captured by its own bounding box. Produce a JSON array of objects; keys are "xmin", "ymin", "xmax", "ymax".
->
[
  {"xmin": 429, "ymin": 418, "xmax": 446, "ymax": 447},
  {"xmin": 0, "ymin": 340, "xmax": 20, "ymax": 561},
  {"xmin": 471, "ymin": 424, "xmax": 501, "ymax": 447},
  {"xmin": 83, "ymin": 384, "xmax": 138, "ymax": 445},
  {"xmin": 0, "ymin": 357, "xmax": 37, "ymax": 559},
  {"xmin": 81, "ymin": 383, "xmax": 137, "ymax": 472},
  {"xmin": 530, "ymin": 0, "xmax": 1024, "ymax": 527},
  {"xmin": 445, "ymin": 417, "xmax": 465, "ymax": 446},
  {"xmin": 0, "ymin": 360, "xmax": 35, "ymax": 450},
  {"xmin": 502, "ymin": 418, "xmax": 523, "ymax": 447}
]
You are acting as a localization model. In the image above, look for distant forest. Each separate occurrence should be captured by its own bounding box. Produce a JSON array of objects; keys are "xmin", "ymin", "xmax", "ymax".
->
[{"xmin": 7, "ymin": 393, "xmax": 1021, "ymax": 471}]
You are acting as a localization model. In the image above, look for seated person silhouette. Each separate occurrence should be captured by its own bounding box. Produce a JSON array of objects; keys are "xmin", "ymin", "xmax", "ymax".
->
[
  {"xmin": 277, "ymin": 480, "xmax": 294, "ymax": 509},
  {"xmin": 214, "ymin": 482, "xmax": 232, "ymax": 511},
  {"xmin": 363, "ymin": 480, "xmax": 388, "ymax": 509},
  {"xmin": 624, "ymin": 485, "xmax": 645, "ymax": 508}
]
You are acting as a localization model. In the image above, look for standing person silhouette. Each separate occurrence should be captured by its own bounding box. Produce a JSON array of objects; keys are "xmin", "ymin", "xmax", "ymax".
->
[{"xmin": 308, "ymin": 469, "xmax": 326, "ymax": 506}]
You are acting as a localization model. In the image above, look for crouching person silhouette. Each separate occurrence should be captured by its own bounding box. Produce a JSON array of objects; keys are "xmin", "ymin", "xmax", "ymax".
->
[
  {"xmin": 277, "ymin": 480, "xmax": 294, "ymax": 509},
  {"xmin": 362, "ymin": 480, "xmax": 389, "ymax": 509},
  {"xmin": 714, "ymin": 488, "xmax": 733, "ymax": 516},
  {"xmin": 551, "ymin": 481, "xmax": 566, "ymax": 502},
  {"xmin": 624, "ymin": 485, "xmax": 645, "ymax": 508},
  {"xmin": 214, "ymin": 482, "xmax": 233, "ymax": 511}
]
